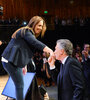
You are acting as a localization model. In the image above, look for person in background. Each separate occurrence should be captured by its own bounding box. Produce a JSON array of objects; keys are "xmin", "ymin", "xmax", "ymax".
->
[
  {"xmin": 42, "ymin": 52, "xmax": 52, "ymax": 87},
  {"xmin": 48, "ymin": 39, "xmax": 86, "ymax": 100},
  {"xmin": 0, "ymin": 40, "xmax": 3, "ymax": 56},
  {"xmin": 0, "ymin": 40, "xmax": 7, "ymax": 75},
  {"xmin": 75, "ymin": 52, "xmax": 82, "ymax": 63},
  {"xmin": 1, "ymin": 16, "xmax": 54, "ymax": 100},
  {"xmin": 81, "ymin": 44, "xmax": 90, "ymax": 100},
  {"xmin": 54, "ymin": 15, "xmax": 60, "ymax": 31},
  {"xmin": 0, "ymin": 40, "xmax": 2, "ymax": 46}
]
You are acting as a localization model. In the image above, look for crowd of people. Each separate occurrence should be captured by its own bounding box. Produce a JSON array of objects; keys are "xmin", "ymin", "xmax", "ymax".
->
[
  {"xmin": 0, "ymin": 16, "xmax": 20, "ymax": 25},
  {"xmin": 54, "ymin": 16, "xmax": 90, "ymax": 27},
  {"xmin": 0, "ymin": 15, "xmax": 90, "ymax": 28}
]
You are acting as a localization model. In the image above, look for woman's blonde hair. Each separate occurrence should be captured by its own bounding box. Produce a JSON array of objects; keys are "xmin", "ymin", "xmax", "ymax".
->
[{"xmin": 12, "ymin": 16, "xmax": 46, "ymax": 38}]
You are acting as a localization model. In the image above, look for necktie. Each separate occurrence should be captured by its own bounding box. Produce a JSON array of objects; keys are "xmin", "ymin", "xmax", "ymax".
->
[
  {"xmin": 60, "ymin": 63, "xmax": 63, "ymax": 78},
  {"xmin": 57, "ymin": 63, "xmax": 63, "ymax": 100},
  {"xmin": 57, "ymin": 63, "xmax": 63, "ymax": 85}
]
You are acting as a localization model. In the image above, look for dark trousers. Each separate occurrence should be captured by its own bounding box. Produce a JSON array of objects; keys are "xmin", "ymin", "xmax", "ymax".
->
[{"xmin": 2, "ymin": 62, "xmax": 24, "ymax": 100}]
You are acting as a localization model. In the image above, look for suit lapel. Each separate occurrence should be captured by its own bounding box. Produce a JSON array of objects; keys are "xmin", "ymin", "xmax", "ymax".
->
[
  {"xmin": 60, "ymin": 63, "xmax": 64, "ymax": 85},
  {"xmin": 60, "ymin": 64, "xmax": 63, "ymax": 80}
]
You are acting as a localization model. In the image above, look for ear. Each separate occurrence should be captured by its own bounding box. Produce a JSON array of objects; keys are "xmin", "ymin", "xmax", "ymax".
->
[{"xmin": 61, "ymin": 49, "xmax": 65, "ymax": 55}]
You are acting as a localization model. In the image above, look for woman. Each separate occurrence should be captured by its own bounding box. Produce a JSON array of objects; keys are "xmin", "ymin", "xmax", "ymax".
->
[{"xmin": 1, "ymin": 16, "xmax": 53, "ymax": 100}]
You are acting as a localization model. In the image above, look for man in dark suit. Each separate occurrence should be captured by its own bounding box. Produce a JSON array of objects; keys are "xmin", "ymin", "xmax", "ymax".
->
[{"xmin": 48, "ymin": 39, "xmax": 86, "ymax": 100}]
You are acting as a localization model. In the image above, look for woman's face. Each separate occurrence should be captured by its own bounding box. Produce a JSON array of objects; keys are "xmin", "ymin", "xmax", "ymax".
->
[{"xmin": 34, "ymin": 20, "xmax": 43, "ymax": 35}]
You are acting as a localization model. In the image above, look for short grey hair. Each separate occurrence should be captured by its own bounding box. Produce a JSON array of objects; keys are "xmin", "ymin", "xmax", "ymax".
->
[{"xmin": 56, "ymin": 39, "xmax": 73, "ymax": 56}]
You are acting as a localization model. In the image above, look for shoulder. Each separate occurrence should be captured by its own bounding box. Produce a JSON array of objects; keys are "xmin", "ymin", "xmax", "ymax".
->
[
  {"xmin": 23, "ymin": 28, "xmax": 33, "ymax": 34},
  {"xmin": 20, "ymin": 28, "xmax": 34, "ymax": 37},
  {"xmin": 66, "ymin": 57, "xmax": 82, "ymax": 68}
]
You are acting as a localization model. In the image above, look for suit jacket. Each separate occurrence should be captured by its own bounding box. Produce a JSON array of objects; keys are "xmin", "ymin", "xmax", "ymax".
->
[
  {"xmin": 51, "ymin": 57, "xmax": 86, "ymax": 100},
  {"xmin": 1, "ymin": 29, "xmax": 46, "ymax": 68}
]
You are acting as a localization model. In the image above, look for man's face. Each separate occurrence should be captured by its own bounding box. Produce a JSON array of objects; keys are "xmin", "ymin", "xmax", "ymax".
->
[
  {"xmin": 54, "ymin": 43, "xmax": 62, "ymax": 60},
  {"xmin": 84, "ymin": 44, "xmax": 90, "ymax": 52}
]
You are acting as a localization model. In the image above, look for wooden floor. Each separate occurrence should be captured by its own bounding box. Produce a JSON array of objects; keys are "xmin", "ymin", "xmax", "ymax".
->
[
  {"xmin": 0, "ymin": 75, "xmax": 9, "ymax": 100},
  {"xmin": 0, "ymin": 75, "xmax": 44, "ymax": 100},
  {"xmin": 0, "ymin": 74, "xmax": 56, "ymax": 100}
]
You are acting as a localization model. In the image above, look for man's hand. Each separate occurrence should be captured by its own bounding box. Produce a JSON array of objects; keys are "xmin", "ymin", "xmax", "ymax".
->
[
  {"xmin": 82, "ymin": 50, "xmax": 89, "ymax": 59},
  {"xmin": 48, "ymin": 56, "xmax": 55, "ymax": 67},
  {"xmin": 44, "ymin": 92, "xmax": 49, "ymax": 100}
]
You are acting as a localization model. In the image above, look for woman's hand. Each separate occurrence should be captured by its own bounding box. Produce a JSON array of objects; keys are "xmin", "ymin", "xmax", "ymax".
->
[
  {"xmin": 43, "ymin": 46, "xmax": 55, "ymax": 57},
  {"xmin": 22, "ymin": 65, "xmax": 27, "ymax": 75}
]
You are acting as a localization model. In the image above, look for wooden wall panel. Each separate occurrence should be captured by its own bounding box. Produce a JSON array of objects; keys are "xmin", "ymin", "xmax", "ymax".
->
[{"xmin": 0, "ymin": 0, "xmax": 90, "ymax": 21}]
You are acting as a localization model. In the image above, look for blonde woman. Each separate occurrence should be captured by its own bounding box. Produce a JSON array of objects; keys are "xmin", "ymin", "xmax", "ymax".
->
[{"xmin": 1, "ymin": 16, "xmax": 53, "ymax": 100}]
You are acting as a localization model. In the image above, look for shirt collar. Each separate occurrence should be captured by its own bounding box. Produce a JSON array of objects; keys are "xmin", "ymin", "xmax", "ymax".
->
[{"xmin": 62, "ymin": 56, "xmax": 68, "ymax": 64}]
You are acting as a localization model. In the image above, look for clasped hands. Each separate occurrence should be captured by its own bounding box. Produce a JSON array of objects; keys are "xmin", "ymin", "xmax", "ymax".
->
[{"xmin": 48, "ymin": 53, "xmax": 56, "ymax": 67}]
